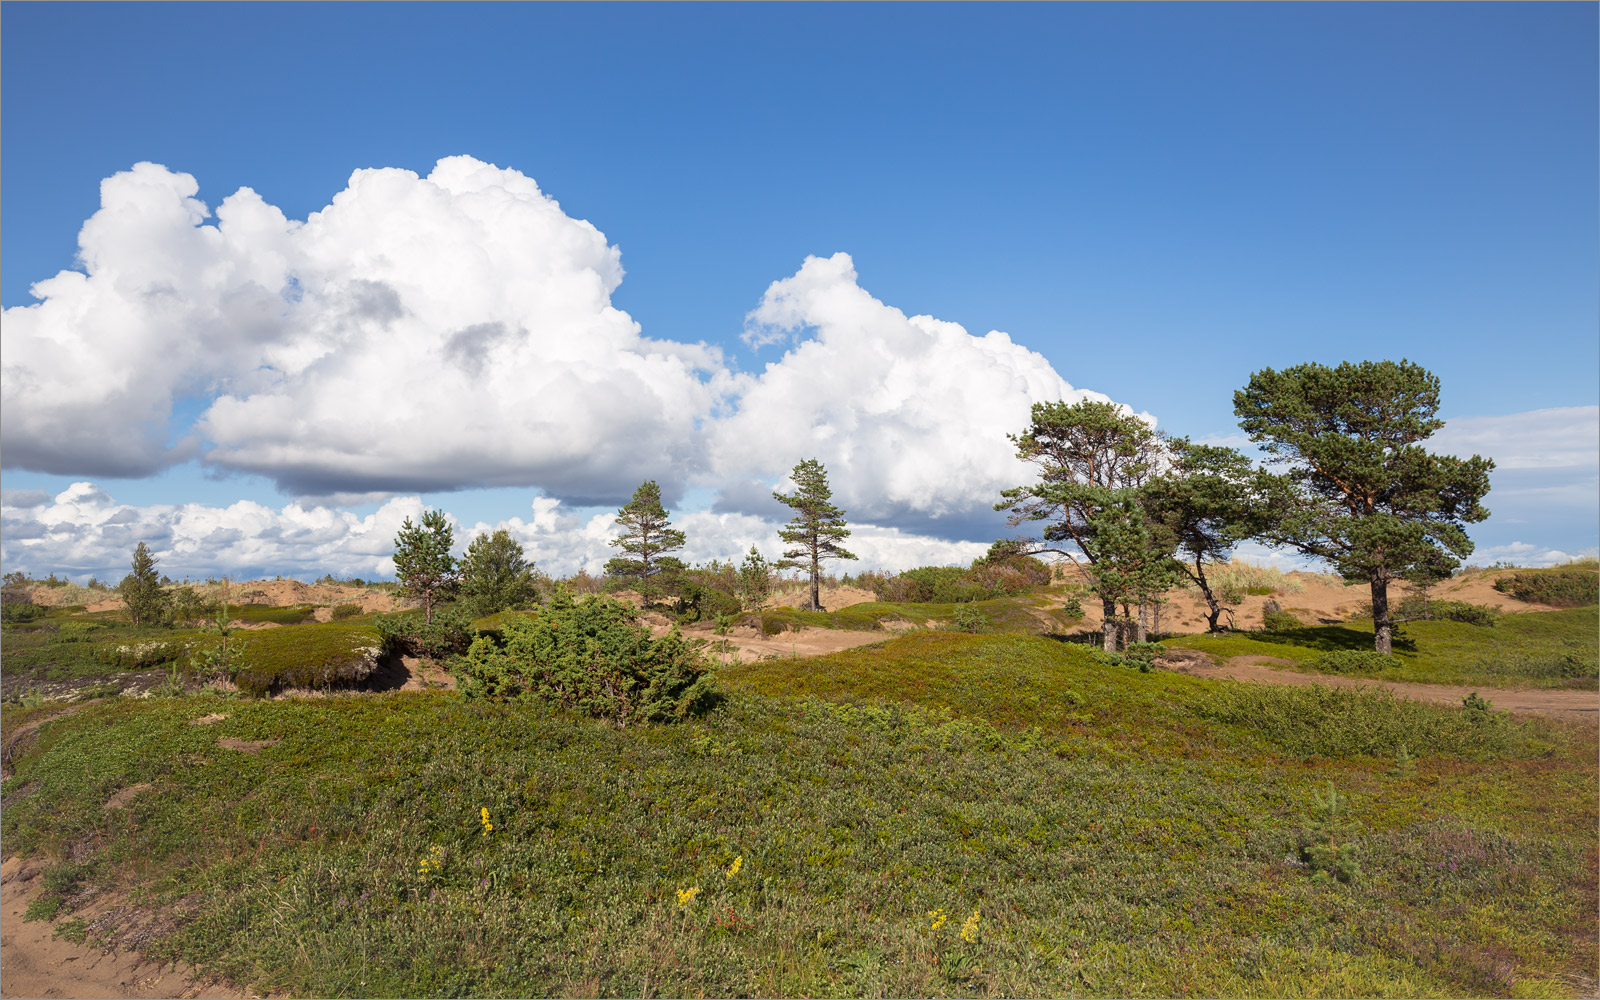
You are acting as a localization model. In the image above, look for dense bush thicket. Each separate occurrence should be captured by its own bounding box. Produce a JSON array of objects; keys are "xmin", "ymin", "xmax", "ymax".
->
[
  {"xmin": 864, "ymin": 547, "xmax": 1052, "ymax": 604},
  {"xmin": 375, "ymin": 606, "xmax": 475, "ymax": 660},
  {"xmin": 1352, "ymin": 598, "xmax": 1500, "ymax": 626},
  {"xmin": 1493, "ymin": 569, "xmax": 1598, "ymax": 607},
  {"xmin": 456, "ymin": 591, "xmax": 716, "ymax": 724}
]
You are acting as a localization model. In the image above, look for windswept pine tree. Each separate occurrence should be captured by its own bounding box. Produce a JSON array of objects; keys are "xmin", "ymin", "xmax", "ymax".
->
[
  {"xmin": 1234, "ymin": 359, "xmax": 1493, "ymax": 654},
  {"xmin": 605, "ymin": 481, "xmax": 686, "ymax": 607},
  {"xmin": 118, "ymin": 541, "xmax": 171, "ymax": 626},
  {"xmin": 773, "ymin": 459, "xmax": 857, "ymax": 612}
]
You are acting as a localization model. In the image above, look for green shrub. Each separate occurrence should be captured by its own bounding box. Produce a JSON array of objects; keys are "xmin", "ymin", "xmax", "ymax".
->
[
  {"xmin": 375, "ymin": 606, "xmax": 474, "ymax": 660},
  {"xmin": 1308, "ymin": 649, "xmax": 1397, "ymax": 674},
  {"xmin": 52, "ymin": 622, "xmax": 109, "ymax": 643},
  {"xmin": 455, "ymin": 591, "xmax": 717, "ymax": 724},
  {"xmin": 1091, "ymin": 640, "xmax": 1164, "ymax": 672},
  {"xmin": 1393, "ymin": 597, "xmax": 1498, "ymax": 626},
  {"xmin": 0, "ymin": 601, "xmax": 46, "ymax": 624},
  {"xmin": 1296, "ymin": 782, "xmax": 1365, "ymax": 884},
  {"xmin": 952, "ymin": 603, "xmax": 990, "ymax": 633},
  {"xmin": 330, "ymin": 603, "xmax": 363, "ymax": 621},
  {"xmin": 95, "ymin": 640, "xmax": 183, "ymax": 671},
  {"xmin": 675, "ymin": 580, "xmax": 743, "ymax": 624},
  {"xmin": 1261, "ymin": 599, "xmax": 1302, "ymax": 631},
  {"xmin": 1061, "ymin": 593, "xmax": 1084, "ymax": 619},
  {"xmin": 1493, "ymin": 570, "xmax": 1598, "ymax": 607}
]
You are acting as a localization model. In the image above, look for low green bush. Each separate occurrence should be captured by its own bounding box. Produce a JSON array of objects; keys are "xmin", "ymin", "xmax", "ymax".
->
[
  {"xmin": 0, "ymin": 601, "xmax": 45, "ymax": 624},
  {"xmin": 330, "ymin": 603, "xmax": 363, "ymax": 621},
  {"xmin": 1493, "ymin": 570, "xmax": 1598, "ymax": 607},
  {"xmin": 1192, "ymin": 683, "xmax": 1541, "ymax": 760},
  {"xmin": 375, "ymin": 606, "xmax": 474, "ymax": 660},
  {"xmin": 675, "ymin": 581, "xmax": 743, "ymax": 624},
  {"xmin": 952, "ymin": 603, "xmax": 990, "ymax": 633},
  {"xmin": 94, "ymin": 640, "xmax": 184, "ymax": 671},
  {"xmin": 52, "ymin": 622, "xmax": 109, "ymax": 643},
  {"xmin": 455, "ymin": 591, "xmax": 717, "ymax": 725},
  {"xmin": 1308, "ymin": 649, "xmax": 1397, "ymax": 674},
  {"xmin": 231, "ymin": 605, "xmax": 318, "ymax": 626}
]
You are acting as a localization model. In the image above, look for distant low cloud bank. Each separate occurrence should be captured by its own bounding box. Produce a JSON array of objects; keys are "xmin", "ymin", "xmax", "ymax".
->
[{"xmin": 0, "ymin": 482, "xmax": 989, "ymax": 582}]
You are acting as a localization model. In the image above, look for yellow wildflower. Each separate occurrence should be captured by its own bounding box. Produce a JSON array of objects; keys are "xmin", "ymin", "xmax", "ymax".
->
[
  {"xmin": 417, "ymin": 844, "xmax": 447, "ymax": 880},
  {"xmin": 960, "ymin": 908, "xmax": 980, "ymax": 943},
  {"xmin": 479, "ymin": 806, "xmax": 493, "ymax": 836},
  {"xmin": 676, "ymin": 886, "xmax": 700, "ymax": 906},
  {"xmin": 927, "ymin": 907, "xmax": 947, "ymax": 932},
  {"xmin": 725, "ymin": 856, "xmax": 743, "ymax": 880}
]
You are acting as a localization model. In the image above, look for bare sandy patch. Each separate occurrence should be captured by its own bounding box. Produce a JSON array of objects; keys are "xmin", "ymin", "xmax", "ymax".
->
[
  {"xmin": 0, "ymin": 857, "xmax": 250, "ymax": 999},
  {"xmin": 103, "ymin": 783, "xmax": 152, "ymax": 811},
  {"xmin": 216, "ymin": 738, "xmax": 279, "ymax": 753}
]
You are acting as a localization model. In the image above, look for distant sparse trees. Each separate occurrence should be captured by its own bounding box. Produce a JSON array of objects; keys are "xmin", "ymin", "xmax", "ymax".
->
[
  {"xmin": 773, "ymin": 459, "xmax": 857, "ymax": 612},
  {"xmin": 393, "ymin": 510, "xmax": 458, "ymax": 625},
  {"xmin": 1234, "ymin": 359, "xmax": 1493, "ymax": 654},
  {"xmin": 119, "ymin": 541, "xmax": 172, "ymax": 626},
  {"xmin": 605, "ymin": 481, "xmax": 686, "ymax": 607},
  {"xmin": 459, "ymin": 528, "xmax": 538, "ymax": 617}
]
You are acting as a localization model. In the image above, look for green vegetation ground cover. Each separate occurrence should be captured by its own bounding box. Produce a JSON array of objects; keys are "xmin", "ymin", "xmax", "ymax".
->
[
  {"xmin": 749, "ymin": 594, "xmax": 1069, "ymax": 636},
  {"xmin": 2, "ymin": 629, "xmax": 1592, "ymax": 998},
  {"xmin": 1163, "ymin": 609, "xmax": 1599, "ymax": 690}
]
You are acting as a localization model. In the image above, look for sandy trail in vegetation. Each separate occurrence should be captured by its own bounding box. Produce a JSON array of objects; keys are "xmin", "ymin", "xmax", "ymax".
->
[
  {"xmin": 0, "ymin": 859, "xmax": 249, "ymax": 1000},
  {"xmin": 1159, "ymin": 650, "xmax": 1599, "ymax": 720}
]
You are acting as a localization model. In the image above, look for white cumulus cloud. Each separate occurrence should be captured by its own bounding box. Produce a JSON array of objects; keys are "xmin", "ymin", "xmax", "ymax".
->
[
  {"xmin": 2, "ymin": 157, "xmax": 724, "ymax": 501},
  {"xmin": 710, "ymin": 252, "xmax": 1122, "ymax": 527}
]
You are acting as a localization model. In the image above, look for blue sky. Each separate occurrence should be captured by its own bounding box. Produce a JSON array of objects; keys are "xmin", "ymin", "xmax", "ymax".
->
[{"xmin": 2, "ymin": 3, "xmax": 1595, "ymax": 581}]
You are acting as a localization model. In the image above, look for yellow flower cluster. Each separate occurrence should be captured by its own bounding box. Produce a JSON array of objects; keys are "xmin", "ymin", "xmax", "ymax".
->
[
  {"xmin": 479, "ymin": 807, "xmax": 494, "ymax": 837},
  {"xmin": 725, "ymin": 856, "xmax": 743, "ymax": 880},
  {"xmin": 417, "ymin": 844, "xmax": 446, "ymax": 880},
  {"xmin": 927, "ymin": 908, "xmax": 948, "ymax": 932},
  {"xmin": 960, "ymin": 908, "xmax": 980, "ymax": 943},
  {"xmin": 676, "ymin": 886, "xmax": 701, "ymax": 906}
]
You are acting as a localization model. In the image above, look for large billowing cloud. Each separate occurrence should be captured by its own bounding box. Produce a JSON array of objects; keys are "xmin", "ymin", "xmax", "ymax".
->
[
  {"xmin": 3, "ymin": 159, "xmax": 1129, "ymax": 575},
  {"xmin": 2, "ymin": 158, "xmax": 723, "ymax": 501},
  {"xmin": 711, "ymin": 252, "xmax": 1119, "ymax": 528}
]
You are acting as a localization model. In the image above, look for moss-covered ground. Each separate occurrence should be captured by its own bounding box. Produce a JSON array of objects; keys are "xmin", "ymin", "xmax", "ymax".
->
[{"xmin": 2, "ymin": 621, "xmax": 1594, "ymax": 998}]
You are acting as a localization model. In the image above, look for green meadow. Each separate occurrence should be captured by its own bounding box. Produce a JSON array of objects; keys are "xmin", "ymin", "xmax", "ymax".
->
[{"xmin": 2, "ymin": 596, "xmax": 1596, "ymax": 998}]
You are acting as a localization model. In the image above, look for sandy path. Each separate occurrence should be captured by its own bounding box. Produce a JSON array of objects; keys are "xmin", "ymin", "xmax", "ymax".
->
[
  {"xmin": 0, "ymin": 859, "xmax": 247, "ymax": 1000},
  {"xmin": 1163, "ymin": 651, "xmax": 1599, "ymax": 720}
]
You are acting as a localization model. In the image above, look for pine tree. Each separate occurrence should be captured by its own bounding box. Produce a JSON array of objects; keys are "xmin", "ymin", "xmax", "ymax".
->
[
  {"xmin": 773, "ymin": 459, "xmax": 857, "ymax": 612},
  {"xmin": 1234, "ymin": 360, "xmax": 1493, "ymax": 654},
  {"xmin": 459, "ymin": 528, "xmax": 538, "ymax": 616},
  {"xmin": 393, "ymin": 510, "xmax": 458, "ymax": 625},
  {"xmin": 118, "ymin": 541, "xmax": 171, "ymax": 626},
  {"xmin": 996, "ymin": 399, "xmax": 1167, "ymax": 651},
  {"xmin": 604, "ymin": 481, "xmax": 686, "ymax": 607},
  {"xmin": 736, "ymin": 545, "xmax": 772, "ymax": 611}
]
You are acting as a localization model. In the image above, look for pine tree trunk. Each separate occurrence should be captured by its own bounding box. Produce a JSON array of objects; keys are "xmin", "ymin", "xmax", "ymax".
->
[
  {"xmin": 1371, "ymin": 577, "xmax": 1392, "ymax": 655},
  {"xmin": 1101, "ymin": 595, "xmax": 1117, "ymax": 652},
  {"xmin": 1136, "ymin": 600, "xmax": 1148, "ymax": 643},
  {"xmin": 810, "ymin": 548, "xmax": 821, "ymax": 612},
  {"xmin": 1196, "ymin": 557, "xmax": 1224, "ymax": 633}
]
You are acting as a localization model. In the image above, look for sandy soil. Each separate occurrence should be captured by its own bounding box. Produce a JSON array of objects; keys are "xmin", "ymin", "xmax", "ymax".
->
[
  {"xmin": 0, "ymin": 859, "xmax": 250, "ymax": 1000},
  {"xmin": 23, "ymin": 580, "xmax": 400, "ymax": 616},
  {"xmin": 1157, "ymin": 648, "xmax": 1599, "ymax": 720},
  {"xmin": 1037, "ymin": 568, "xmax": 1565, "ymax": 633}
]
